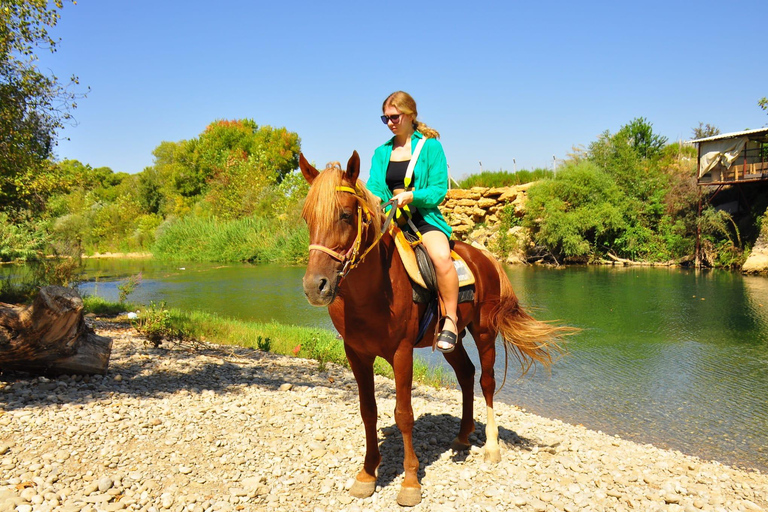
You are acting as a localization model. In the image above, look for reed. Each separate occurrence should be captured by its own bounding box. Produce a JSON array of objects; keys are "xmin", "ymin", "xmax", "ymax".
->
[
  {"xmin": 152, "ymin": 215, "xmax": 309, "ymax": 264},
  {"xmin": 459, "ymin": 168, "xmax": 553, "ymax": 188}
]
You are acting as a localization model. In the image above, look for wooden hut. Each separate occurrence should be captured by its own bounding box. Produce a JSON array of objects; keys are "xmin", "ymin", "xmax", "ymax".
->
[
  {"xmin": 692, "ymin": 128, "xmax": 768, "ymax": 186},
  {"xmin": 689, "ymin": 127, "xmax": 768, "ymax": 266}
]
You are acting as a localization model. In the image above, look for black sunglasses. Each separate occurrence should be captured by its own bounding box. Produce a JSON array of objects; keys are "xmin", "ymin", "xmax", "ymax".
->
[{"xmin": 380, "ymin": 114, "xmax": 403, "ymax": 124}]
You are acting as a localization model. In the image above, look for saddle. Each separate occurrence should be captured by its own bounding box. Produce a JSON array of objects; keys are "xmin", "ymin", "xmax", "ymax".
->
[{"xmin": 391, "ymin": 226, "xmax": 476, "ymax": 305}]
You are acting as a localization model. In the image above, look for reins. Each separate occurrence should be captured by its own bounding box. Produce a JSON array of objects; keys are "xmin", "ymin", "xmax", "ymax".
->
[{"xmin": 308, "ymin": 185, "xmax": 396, "ymax": 282}]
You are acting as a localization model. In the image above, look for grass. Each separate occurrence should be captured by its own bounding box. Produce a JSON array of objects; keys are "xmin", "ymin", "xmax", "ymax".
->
[
  {"xmin": 88, "ymin": 299, "xmax": 453, "ymax": 389},
  {"xmin": 459, "ymin": 168, "xmax": 554, "ymax": 188},
  {"xmin": 152, "ymin": 214, "xmax": 309, "ymax": 264}
]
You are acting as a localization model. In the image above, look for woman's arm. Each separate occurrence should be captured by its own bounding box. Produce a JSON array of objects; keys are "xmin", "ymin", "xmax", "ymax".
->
[
  {"xmin": 410, "ymin": 138, "xmax": 448, "ymax": 208},
  {"xmin": 366, "ymin": 146, "xmax": 392, "ymax": 203}
]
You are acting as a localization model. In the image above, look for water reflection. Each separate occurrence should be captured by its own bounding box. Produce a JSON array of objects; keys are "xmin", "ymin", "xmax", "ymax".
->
[{"xmin": 11, "ymin": 260, "xmax": 766, "ymax": 471}]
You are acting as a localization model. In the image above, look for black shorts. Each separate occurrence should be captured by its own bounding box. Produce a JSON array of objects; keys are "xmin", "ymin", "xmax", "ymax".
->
[{"xmin": 401, "ymin": 207, "xmax": 442, "ymax": 235}]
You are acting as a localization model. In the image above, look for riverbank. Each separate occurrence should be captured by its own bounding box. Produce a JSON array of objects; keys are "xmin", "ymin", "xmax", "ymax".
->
[{"xmin": 1, "ymin": 322, "xmax": 766, "ymax": 512}]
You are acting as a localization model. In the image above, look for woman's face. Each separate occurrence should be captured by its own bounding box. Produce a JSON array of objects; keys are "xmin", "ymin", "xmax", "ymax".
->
[{"xmin": 383, "ymin": 104, "xmax": 413, "ymax": 138}]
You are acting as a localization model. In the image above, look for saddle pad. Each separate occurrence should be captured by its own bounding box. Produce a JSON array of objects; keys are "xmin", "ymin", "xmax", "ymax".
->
[{"xmin": 393, "ymin": 228, "xmax": 476, "ymax": 290}]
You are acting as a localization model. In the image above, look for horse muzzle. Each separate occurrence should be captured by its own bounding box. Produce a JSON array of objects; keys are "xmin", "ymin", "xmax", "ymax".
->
[{"xmin": 303, "ymin": 271, "xmax": 339, "ymax": 306}]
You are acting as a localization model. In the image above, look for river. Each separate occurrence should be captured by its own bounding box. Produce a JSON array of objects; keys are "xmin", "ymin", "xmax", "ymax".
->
[{"xmin": 6, "ymin": 259, "xmax": 767, "ymax": 472}]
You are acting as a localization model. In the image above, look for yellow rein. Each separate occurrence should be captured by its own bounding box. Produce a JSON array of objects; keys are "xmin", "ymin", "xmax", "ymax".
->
[{"xmin": 308, "ymin": 185, "xmax": 388, "ymax": 280}]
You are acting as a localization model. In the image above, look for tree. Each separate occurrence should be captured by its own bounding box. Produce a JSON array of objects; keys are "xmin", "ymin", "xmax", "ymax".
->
[
  {"xmin": 692, "ymin": 122, "xmax": 721, "ymax": 139},
  {"xmin": 759, "ymin": 97, "xmax": 767, "ymax": 113},
  {"xmin": 0, "ymin": 0, "xmax": 85, "ymax": 215},
  {"xmin": 145, "ymin": 119, "xmax": 301, "ymax": 219},
  {"xmin": 524, "ymin": 161, "xmax": 629, "ymax": 260},
  {"xmin": 614, "ymin": 117, "xmax": 668, "ymax": 159}
]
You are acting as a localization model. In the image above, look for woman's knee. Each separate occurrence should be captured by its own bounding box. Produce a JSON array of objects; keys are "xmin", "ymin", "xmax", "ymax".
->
[{"xmin": 422, "ymin": 234, "xmax": 452, "ymax": 270}]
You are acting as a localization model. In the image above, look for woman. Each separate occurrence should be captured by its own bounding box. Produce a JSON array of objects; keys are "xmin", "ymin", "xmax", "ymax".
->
[{"xmin": 367, "ymin": 91, "xmax": 459, "ymax": 353}]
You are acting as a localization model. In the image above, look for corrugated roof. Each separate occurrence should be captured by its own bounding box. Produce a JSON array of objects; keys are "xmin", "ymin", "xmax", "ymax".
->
[{"xmin": 688, "ymin": 127, "xmax": 768, "ymax": 144}]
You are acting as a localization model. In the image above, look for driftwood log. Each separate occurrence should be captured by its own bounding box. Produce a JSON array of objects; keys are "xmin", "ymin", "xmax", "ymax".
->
[{"xmin": 0, "ymin": 286, "xmax": 112, "ymax": 375}]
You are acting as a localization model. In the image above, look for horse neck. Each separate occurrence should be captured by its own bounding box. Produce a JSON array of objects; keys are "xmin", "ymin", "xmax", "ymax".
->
[{"xmin": 341, "ymin": 231, "xmax": 401, "ymax": 302}]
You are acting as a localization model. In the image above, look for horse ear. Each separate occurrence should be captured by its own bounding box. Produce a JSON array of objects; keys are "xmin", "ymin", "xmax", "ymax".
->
[
  {"xmin": 345, "ymin": 151, "xmax": 360, "ymax": 183},
  {"xmin": 299, "ymin": 153, "xmax": 319, "ymax": 184}
]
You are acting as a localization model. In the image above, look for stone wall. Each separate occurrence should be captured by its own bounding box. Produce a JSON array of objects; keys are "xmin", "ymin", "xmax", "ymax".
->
[{"xmin": 439, "ymin": 183, "xmax": 533, "ymax": 263}]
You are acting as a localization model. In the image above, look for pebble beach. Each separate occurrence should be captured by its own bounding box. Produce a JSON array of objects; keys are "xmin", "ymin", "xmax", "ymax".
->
[{"xmin": 1, "ymin": 322, "xmax": 767, "ymax": 512}]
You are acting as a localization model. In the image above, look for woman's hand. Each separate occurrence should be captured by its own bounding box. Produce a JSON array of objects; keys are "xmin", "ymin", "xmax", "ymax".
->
[{"xmin": 392, "ymin": 191, "xmax": 414, "ymax": 208}]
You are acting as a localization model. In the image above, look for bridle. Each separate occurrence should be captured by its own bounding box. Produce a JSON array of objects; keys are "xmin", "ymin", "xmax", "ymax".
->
[{"xmin": 308, "ymin": 184, "xmax": 396, "ymax": 282}]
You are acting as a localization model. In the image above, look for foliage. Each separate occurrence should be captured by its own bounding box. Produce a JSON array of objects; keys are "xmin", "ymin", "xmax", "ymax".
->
[
  {"xmin": 0, "ymin": 0, "xmax": 86, "ymax": 214},
  {"xmin": 256, "ymin": 336, "xmax": 271, "ymax": 352},
  {"xmin": 0, "ymin": 211, "xmax": 48, "ymax": 261},
  {"xmin": 132, "ymin": 301, "xmax": 185, "ymax": 347},
  {"xmin": 83, "ymin": 295, "xmax": 137, "ymax": 316},
  {"xmin": 525, "ymin": 161, "xmax": 628, "ymax": 260},
  {"xmin": 692, "ymin": 122, "xmax": 720, "ymax": 139},
  {"xmin": 488, "ymin": 205, "xmax": 523, "ymax": 257},
  {"xmin": 759, "ymin": 97, "xmax": 767, "ymax": 113},
  {"xmin": 520, "ymin": 118, "xmax": 734, "ymax": 264},
  {"xmin": 117, "ymin": 273, "xmax": 142, "ymax": 303},
  {"xmin": 459, "ymin": 168, "xmax": 553, "ymax": 188},
  {"xmin": 121, "ymin": 303, "xmax": 452, "ymax": 387}
]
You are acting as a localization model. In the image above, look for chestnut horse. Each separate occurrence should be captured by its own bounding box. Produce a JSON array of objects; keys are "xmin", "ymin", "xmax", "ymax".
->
[{"xmin": 299, "ymin": 151, "xmax": 568, "ymax": 506}]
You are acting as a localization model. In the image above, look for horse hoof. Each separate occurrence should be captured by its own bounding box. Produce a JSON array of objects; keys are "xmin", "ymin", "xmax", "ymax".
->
[
  {"xmin": 349, "ymin": 479, "xmax": 376, "ymax": 499},
  {"xmin": 397, "ymin": 486, "xmax": 422, "ymax": 507},
  {"xmin": 484, "ymin": 448, "xmax": 502, "ymax": 463},
  {"xmin": 450, "ymin": 438, "xmax": 471, "ymax": 451}
]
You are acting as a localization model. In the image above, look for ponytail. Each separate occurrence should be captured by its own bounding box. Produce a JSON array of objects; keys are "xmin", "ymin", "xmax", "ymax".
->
[{"xmin": 414, "ymin": 120, "xmax": 440, "ymax": 139}]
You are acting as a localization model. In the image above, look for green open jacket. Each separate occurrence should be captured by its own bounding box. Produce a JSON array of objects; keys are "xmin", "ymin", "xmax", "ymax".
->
[{"xmin": 366, "ymin": 131, "xmax": 452, "ymax": 238}]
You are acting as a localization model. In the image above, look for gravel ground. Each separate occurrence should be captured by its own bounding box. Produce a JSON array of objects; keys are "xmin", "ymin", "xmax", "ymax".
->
[{"xmin": 1, "ymin": 321, "xmax": 767, "ymax": 512}]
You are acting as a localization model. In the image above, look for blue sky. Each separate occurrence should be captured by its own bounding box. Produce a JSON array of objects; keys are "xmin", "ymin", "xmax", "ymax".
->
[{"xmin": 38, "ymin": 0, "xmax": 768, "ymax": 181}]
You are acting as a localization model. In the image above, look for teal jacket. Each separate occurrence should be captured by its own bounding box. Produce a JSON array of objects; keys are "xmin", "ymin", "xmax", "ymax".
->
[{"xmin": 366, "ymin": 131, "xmax": 452, "ymax": 237}]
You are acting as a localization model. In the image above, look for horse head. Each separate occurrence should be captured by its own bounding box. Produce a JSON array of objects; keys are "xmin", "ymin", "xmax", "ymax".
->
[{"xmin": 300, "ymin": 151, "xmax": 377, "ymax": 306}]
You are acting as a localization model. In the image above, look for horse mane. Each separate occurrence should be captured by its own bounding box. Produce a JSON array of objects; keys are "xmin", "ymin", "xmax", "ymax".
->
[{"xmin": 302, "ymin": 163, "xmax": 385, "ymax": 235}]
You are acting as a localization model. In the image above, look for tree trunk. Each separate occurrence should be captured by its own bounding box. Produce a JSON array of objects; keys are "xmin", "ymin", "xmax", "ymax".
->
[{"xmin": 0, "ymin": 286, "xmax": 112, "ymax": 375}]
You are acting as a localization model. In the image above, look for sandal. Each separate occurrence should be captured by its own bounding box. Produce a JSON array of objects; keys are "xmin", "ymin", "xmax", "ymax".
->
[{"xmin": 436, "ymin": 317, "xmax": 458, "ymax": 354}]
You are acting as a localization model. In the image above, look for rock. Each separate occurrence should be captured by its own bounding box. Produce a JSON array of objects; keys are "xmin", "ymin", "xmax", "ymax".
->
[{"xmin": 2, "ymin": 320, "xmax": 767, "ymax": 512}]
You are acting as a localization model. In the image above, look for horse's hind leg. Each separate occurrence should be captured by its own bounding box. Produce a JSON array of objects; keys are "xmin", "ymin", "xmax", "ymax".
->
[
  {"xmin": 468, "ymin": 324, "xmax": 502, "ymax": 463},
  {"xmin": 344, "ymin": 345, "xmax": 380, "ymax": 498},
  {"xmin": 442, "ymin": 333, "xmax": 475, "ymax": 450}
]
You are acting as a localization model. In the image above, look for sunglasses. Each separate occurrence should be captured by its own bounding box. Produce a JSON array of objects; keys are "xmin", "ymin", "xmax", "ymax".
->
[{"xmin": 381, "ymin": 114, "xmax": 403, "ymax": 124}]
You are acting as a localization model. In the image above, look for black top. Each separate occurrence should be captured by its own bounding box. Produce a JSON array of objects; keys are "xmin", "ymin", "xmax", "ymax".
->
[
  {"xmin": 386, "ymin": 159, "xmax": 410, "ymax": 192},
  {"xmin": 383, "ymin": 158, "xmax": 440, "ymax": 235}
]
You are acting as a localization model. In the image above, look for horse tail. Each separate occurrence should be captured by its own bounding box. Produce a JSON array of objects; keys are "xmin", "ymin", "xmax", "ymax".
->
[{"xmin": 487, "ymin": 255, "xmax": 575, "ymax": 379}]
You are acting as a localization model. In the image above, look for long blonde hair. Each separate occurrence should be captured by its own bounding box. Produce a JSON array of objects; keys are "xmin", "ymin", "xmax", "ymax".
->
[{"xmin": 382, "ymin": 91, "xmax": 440, "ymax": 139}]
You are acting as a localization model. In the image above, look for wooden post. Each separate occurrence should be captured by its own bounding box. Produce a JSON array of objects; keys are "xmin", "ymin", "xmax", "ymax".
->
[{"xmin": 0, "ymin": 286, "xmax": 112, "ymax": 375}]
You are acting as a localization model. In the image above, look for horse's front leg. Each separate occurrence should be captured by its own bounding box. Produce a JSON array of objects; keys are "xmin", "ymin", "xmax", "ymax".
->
[
  {"xmin": 344, "ymin": 344, "xmax": 380, "ymax": 499},
  {"xmin": 392, "ymin": 345, "xmax": 422, "ymax": 507}
]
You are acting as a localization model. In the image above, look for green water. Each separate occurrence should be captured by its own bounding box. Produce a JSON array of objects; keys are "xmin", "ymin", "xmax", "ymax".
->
[{"xmin": 6, "ymin": 260, "xmax": 767, "ymax": 471}]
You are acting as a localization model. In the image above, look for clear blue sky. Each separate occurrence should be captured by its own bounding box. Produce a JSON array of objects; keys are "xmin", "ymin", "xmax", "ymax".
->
[{"xmin": 39, "ymin": 0, "xmax": 768, "ymax": 181}]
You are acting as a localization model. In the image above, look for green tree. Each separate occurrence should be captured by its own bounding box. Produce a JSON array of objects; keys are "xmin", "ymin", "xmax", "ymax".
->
[
  {"xmin": 614, "ymin": 117, "xmax": 668, "ymax": 160},
  {"xmin": 145, "ymin": 119, "xmax": 300, "ymax": 219},
  {"xmin": 691, "ymin": 122, "xmax": 721, "ymax": 139},
  {"xmin": 0, "ymin": 0, "xmax": 85, "ymax": 215},
  {"xmin": 524, "ymin": 161, "xmax": 628, "ymax": 260},
  {"xmin": 759, "ymin": 97, "xmax": 767, "ymax": 113}
]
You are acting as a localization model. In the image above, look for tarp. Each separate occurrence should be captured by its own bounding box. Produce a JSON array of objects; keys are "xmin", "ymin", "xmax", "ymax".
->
[{"xmin": 699, "ymin": 137, "xmax": 748, "ymax": 178}]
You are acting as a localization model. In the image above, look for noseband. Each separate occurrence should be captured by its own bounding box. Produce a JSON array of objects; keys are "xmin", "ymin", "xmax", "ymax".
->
[{"xmin": 308, "ymin": 185, "xmax": 395, "ymax": 282}]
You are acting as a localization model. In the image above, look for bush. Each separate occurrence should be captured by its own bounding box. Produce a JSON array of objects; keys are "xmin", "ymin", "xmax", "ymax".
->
[{"xmin": 524, "ymin": 161, "xmax": 628, "ymax": 260}]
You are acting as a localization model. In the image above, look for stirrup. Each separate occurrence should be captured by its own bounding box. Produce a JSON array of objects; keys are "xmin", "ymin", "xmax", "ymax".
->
[{"xmin": 436, "ymin": 316, "xmax": 458, "ymax": 354}]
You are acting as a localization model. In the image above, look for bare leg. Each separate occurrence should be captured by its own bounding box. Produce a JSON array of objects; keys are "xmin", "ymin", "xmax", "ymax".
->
[{"xmin": 422, "ymin": 231, "xmax": 459, "ymax": 350}]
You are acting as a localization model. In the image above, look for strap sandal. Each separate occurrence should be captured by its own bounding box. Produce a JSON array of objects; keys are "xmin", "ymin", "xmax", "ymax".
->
[{"xmin": 436, "ymin": 316, "xmax": 458, "ymax": 354}]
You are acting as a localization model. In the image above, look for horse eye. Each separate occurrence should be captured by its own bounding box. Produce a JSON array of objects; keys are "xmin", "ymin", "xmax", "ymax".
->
[{"xmin": 340, "ymin": 211, "xmax": 354, "ymax": 223}]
